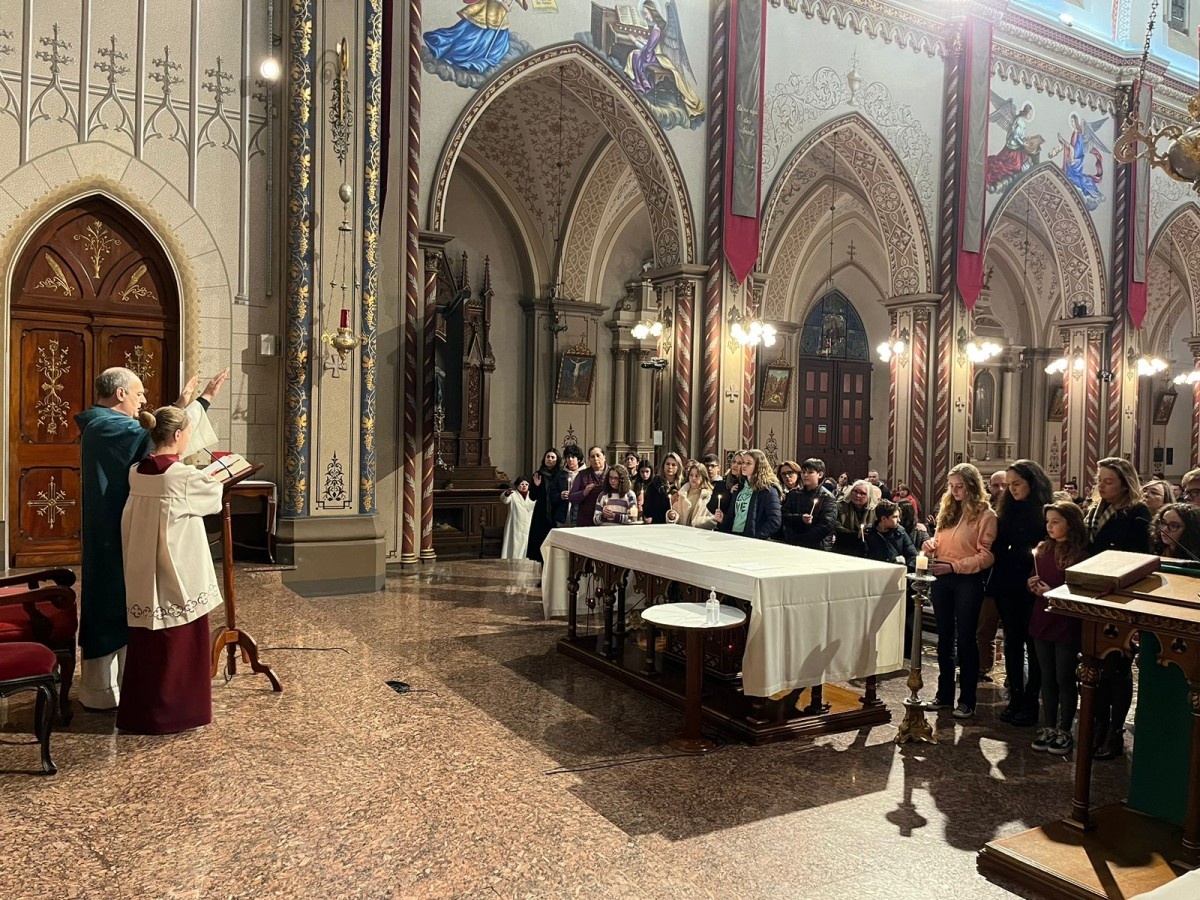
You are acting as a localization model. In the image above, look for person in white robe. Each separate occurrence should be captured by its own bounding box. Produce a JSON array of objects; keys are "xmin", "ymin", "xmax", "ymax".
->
[
  {"xmin": 501, "ymin": 477, "xmax": 536, "ymax": 559},
  {"xmin": 117, "ymin": 404, "xmax": 224, "ymax": 734}
]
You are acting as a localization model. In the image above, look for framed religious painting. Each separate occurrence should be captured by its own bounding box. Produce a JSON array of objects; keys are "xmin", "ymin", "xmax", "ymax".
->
[
  {"xmin": 759, "ymin": 363, "xmax": 793, "ymax": 411},
  {"xmin": 555, "ymin": 341, "xmax": 596, "ymax": 405},
  {"xmin": 1047, "ymin": 385, "xmax": 1066, "ymax": 422},
  {"xmin": 1153, "ymin": 389, "xmax": 1178, "ymax": 426}
]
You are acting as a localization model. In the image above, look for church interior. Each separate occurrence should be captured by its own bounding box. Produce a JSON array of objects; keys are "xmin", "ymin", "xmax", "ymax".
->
[{"xmin": 6, "ymin": 0, "xmax": 1200, "ymax": 897}]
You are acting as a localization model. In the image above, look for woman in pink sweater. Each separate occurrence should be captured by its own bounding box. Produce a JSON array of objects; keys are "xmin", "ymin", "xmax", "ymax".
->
[{"xmin": 921, "ymin": 462, "xmax": 998, "ymax": 719}]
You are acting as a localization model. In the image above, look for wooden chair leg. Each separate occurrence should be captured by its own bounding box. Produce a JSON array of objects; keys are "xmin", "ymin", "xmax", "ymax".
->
[
  {"xmin": 35, "ymin": 682, "xmax": 57, "ymax": 775},
  {"xmin": 56, "ymin": 652, "xmax": 75, "ymax": 724}
]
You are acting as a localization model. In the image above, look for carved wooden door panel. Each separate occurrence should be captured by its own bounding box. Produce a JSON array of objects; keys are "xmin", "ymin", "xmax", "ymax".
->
[{"xmin": 8, "ymin": 198, "xmax": 179, "ymax": 566}]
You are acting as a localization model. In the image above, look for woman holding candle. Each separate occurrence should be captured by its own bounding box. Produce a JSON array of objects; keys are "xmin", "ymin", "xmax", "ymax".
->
[
  {"xmin": 834, "ymin": 480, "xmax": 876, "ymax": 556},
  {"xmin": 921, "ymin": 462, "xmax": 997, "ymax": 719},
  {"xmin": 642, "ymin": 452, "xmax": 685, "ymax": 524},
  {"xmin": 670, "ymin": 460, "xmax": 716, "ymax": 529}
]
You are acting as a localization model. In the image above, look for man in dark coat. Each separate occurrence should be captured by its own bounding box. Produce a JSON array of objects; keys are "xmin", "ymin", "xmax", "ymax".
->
[
  {"xmin": 75, "ymin": 366, "xmax": 227, "ymax": 710},
  {"xmin": 780, "ymin": 458, "xmax": 837, "ymax": 549}
]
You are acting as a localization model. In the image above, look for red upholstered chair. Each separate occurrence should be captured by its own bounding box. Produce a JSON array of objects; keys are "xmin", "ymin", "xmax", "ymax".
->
[
  {"xmin": 0, "ymin": 569, "xmax": 77, "ymax": 723},
  {"xmin": 0, "ymin": 642, "xmax": 60, "ymax": 774}
]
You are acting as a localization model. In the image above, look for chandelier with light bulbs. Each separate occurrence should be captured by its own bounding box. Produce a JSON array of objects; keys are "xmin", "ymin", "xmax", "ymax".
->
[
  {"xmin": 876, "ymin": 330, "xmax": 907, "ymax": 362},
  {"xmin": 631, "ymin": 319, "xmax": 664, "ymax": 340},
  {"xmin": 1113, "ymin": 0, "xmax": 1200, "ymax": 192},
  {"xmin": 729, "ymin": 309, "xmax": 776, "ymax": 347}
]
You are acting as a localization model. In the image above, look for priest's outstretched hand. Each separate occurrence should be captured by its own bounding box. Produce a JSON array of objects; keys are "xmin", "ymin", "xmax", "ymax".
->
[
  {"xmin": 200, "ymin": 368, "xmax": 230, "ymax": 402},
  {"xmin": 175, "ymin": 375, "xmax": 201, "ymax": 407}
]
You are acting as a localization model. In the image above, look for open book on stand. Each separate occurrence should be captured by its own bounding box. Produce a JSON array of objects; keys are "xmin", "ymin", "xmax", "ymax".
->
[{"xmin": 201, "ymin": 453, "xmax": 254, "ymax": 483}]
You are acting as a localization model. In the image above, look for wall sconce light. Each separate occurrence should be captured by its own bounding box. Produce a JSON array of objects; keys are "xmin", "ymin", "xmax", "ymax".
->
[
  {"xmin": 876, "ymin": 328, "xmax": 909, "ymax": 363},
  {"xmin": 259, "ymin": 57, "xmax": 281, "ymax": 81},
  {"xmin": 1045, "ymin": 352, "xmax": 1085, "ymax": 376},
  {"xmin": 728, "ymin": 306, "xmax": 776, "ymax": 348},
  {"xmin": 1128, "ymin": 347, "xmax": 1168, "ymax": 378},
  {"xmin": 957, "ymin": 326, "xmax": 1002, "ymax": 363},
  {"xmin": 1174, "ymin": 368, "xmax": 1200, "ymax": 386}
]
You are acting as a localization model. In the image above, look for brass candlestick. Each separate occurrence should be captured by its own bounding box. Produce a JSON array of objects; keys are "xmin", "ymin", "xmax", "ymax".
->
[{"xmin": 896, "ymin": 571, "xmax": 937, "ymax": 744}]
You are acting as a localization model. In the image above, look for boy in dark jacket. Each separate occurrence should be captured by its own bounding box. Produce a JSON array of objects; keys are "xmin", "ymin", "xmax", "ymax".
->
[{"xmin": 864, "ymin": 500, "xmax": 917, "ymax": 567}]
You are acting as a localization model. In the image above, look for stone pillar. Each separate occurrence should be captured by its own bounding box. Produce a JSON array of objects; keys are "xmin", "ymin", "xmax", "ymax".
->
[
  {"xmin": 999, "ymin": 366, "xmax": 1017, "ymax": 458},
  {"xmin": 883, "ymin": 294, "xmax": 939, "ymax": 506},
  {"xmin": 1055, "ymin": 316, "xmax": 1112, "ymax": 489},
  {"xmin": 633, "ymin": 349, "xmax": 654, "ymax": 455}
]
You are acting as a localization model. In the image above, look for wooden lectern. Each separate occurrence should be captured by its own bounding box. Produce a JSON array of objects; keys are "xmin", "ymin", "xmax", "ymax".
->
[
  {"xmin": 208, "ymin": 463, "xmax": 282, "ymax": 692},
  {"xmin": 978, "ymin": 554, "xmax": 1200, "ymax": 897}
]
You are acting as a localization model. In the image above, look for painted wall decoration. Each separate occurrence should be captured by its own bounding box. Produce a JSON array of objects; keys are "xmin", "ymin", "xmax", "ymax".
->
[
  {"xmin": 986, "ymin": 94, "xmax": 1109, "ymax": 211},
  {"xmin": 423, "ymin": 0, "xmax": 539, "ymax": 87},
  {"xmin": 576, "ymin": 1, "xmax": 705, "ymax": 129}
]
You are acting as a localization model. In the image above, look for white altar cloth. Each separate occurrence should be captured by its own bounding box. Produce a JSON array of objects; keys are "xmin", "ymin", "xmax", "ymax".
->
[{"xmin": 541, "ymin": 526, "xmax": 906, "ymax": 697}]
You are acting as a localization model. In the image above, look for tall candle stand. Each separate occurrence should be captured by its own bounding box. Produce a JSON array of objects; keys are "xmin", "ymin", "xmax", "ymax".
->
[{"xmin": 895, "ymin": 571, "xmax": 937, "ymax": 744}]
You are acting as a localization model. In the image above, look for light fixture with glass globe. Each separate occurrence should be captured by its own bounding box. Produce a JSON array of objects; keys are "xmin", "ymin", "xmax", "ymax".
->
[
  {"xmin": 728, "ymin": 308, "xmax": 776, "ymax": 347},
  {"xmin": 631, "ymin": 319, "xmax": 664, "ymax": 340},
  {"xmin": 876, "ymin": 329, "xmax": 908, "ymax": 363}
]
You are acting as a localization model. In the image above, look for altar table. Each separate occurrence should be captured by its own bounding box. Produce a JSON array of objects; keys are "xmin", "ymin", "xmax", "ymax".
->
[{"xmin": 541, "ymin": 526, "xmax": 906, "ymax": 699}]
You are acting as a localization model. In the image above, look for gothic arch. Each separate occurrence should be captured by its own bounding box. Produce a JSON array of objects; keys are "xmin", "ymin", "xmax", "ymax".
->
[
  {"xmin": 984, "ymin": 163, "xmax": 1107, "ymax": 324},
  {"xmin": 760, "ymin": 113, "xmax": 933, "ymax": 299},
  {"xmin": 1149, "ymin": 202, "xmax": 1200, "ymax": 333},
  {"xmin": 429, "ymin": 43, "xmax": 696, "ymax": 269}
]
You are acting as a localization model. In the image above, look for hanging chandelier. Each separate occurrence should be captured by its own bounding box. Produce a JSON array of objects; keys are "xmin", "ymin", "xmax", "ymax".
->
[
  {"xmin": 729, "ymin": 308, "xmax": 776, "ymax": 347},
  {"xmin": 1113, "ymin": 1, "xmax": 1200, "ymax": 191}
]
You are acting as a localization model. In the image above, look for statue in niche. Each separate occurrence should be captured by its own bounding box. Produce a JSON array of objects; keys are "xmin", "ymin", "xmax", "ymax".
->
[
  {"xmin": 819, "ymin": 312, "xmax": 847, "ymax": 358},
  {"xmin": 972, "ymin": 369, "xmax": 995, "ymax": 433}
]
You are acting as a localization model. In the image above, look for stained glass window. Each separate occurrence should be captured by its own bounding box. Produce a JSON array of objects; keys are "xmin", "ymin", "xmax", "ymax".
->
[{"xmin": 799, "ymin": 290, "xmax": 869, "ymax": 360}]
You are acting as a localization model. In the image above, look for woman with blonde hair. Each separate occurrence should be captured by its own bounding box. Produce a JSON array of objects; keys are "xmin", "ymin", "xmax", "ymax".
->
[
  {"xmin": 669, "ymin": 460, "xmax": 716, "ymax": 528},
  {"xmin": 921, "ymin": 462, "xmax": 997, "ymax": 719},
  {"xmin": 715, "ymin": 449, "xmax": 781, "ymax": 539},
  {"xmin": 1141, "ymin": 478, "xmax": 1175, "ymax": 516},
  {"xmin": 1086, "ymin": 457, "xmax": 1151, "ymax": 759}
]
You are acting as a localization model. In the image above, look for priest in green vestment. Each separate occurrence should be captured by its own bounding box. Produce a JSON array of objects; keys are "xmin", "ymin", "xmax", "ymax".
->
[{"xmin": 74, "ymin": 366, "xmax": 227, "ymax": 710}]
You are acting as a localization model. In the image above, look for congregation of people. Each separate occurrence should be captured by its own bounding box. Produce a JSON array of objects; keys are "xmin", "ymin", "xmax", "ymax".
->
[{"xmin": 501, "ymin": 440, "xmax": 1200, "ymax": 762}]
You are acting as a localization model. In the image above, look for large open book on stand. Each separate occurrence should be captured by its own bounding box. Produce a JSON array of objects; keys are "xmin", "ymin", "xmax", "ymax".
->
[{"xmin": 202, "ymin": 453, "xmax": 254, "ymax": 483}]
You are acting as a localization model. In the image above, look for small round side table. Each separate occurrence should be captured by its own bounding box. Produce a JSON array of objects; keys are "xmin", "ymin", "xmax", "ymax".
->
[{"xmin": 640, "ymin": 601, "xmax": 747, "ymax": 754}]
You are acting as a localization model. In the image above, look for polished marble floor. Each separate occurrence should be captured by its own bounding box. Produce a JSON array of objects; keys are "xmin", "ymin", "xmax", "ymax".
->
[{"xmin": 0, "ymin": 560, "xmax": 1129, "ymax": 899}]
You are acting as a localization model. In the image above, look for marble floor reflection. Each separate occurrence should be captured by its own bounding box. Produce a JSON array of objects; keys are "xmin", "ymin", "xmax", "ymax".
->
[{"xmin": 0, "ymin": 559, "xmax": 1128, "ymax": 899}]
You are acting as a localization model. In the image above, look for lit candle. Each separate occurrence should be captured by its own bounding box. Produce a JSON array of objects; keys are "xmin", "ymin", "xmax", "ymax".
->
[
  {"xmin": 916, "ymin": 552, "xmax": 929, "ymax": 572},
  {"xmin": 811, "ymin": 498, "xmax": 818, "ymax": 514},
  {"xmin": 339, "ymin": 308, "xmax": 350, "ymax": 329}
]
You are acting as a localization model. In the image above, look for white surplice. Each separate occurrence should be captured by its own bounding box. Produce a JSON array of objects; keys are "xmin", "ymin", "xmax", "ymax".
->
[
  {"xmin": 121, "ymin": 462, "xmax": 224, "ymax": 629},
  {"xmin": 500, "ymin": 491, "xmax": 536, "ymax": 560}
]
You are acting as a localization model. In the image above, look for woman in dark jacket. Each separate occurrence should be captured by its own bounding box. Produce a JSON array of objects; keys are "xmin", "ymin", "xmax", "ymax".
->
[
  {"xmin": 1086, "ymin": 457, "xmax": 1151, "ymax": 760},
  {"xmin": 527, "ymin": 448, "xmax": 567, "ymax": 563},
  {"xmin": 642, "ymin": 452, "xmax": 684, "ymax": 524},
  {"xmin": 715, "ymin": 449, "xmax": 781, "ymax": 539},
  {"xmin": 992, "ymin": 459, "xmax": 1055, "ymax": 726}
]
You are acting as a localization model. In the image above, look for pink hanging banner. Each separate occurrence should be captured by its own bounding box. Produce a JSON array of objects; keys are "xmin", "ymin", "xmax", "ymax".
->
[
  {"xmin": 723, "ymin": 0, "xmax": 767, "ymax": 285},
  {"xmin": 957, "ymin": 18, "xmax": 994, "ymax": 311}
]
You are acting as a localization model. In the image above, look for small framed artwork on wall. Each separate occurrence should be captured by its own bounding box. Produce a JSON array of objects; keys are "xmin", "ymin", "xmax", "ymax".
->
[
  {"xmin": 1153, "ymin": 389, "xmax": 1178, "ymax": 426},
  {"xmin": 1047, "ymin": 385, "xmax": 1066, "ymax": 422},
  {"xmin": 759, "ymin": 363, "xmax": 793, "ymax": 411},
  {"xmin": 555, "ymin": 342, "xmax": 596, "ymax": 405}
]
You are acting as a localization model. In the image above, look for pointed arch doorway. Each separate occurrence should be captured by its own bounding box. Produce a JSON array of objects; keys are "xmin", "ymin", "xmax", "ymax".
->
[
  {"xmin": 795, "ymin": 291, "xmax": 872, "ymax": 479},
  {"xmin": 8, "ymin": 196, "xmax": 180, "ymax": 566}
]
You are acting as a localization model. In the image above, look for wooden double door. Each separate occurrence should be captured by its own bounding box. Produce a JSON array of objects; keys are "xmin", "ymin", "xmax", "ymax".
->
[
  {"xmin": 9, "ymin": 198, "xmax": 178, "ymax": 567},
  {"xmin": 795, "ymin": 358, "xmax": 871, "ymax": 480}
]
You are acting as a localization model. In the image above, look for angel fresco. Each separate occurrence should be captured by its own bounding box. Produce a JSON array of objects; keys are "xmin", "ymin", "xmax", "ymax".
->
[
  {"xmin": 582, "ymin": 1, "xmax": 705, "ymax": 129},
  {"xmin": 423, "ymin": 0, "xmax": 533, "ymax": 86},
  {"xmin": 985, "ymin": 94, "xmax": 1044, "ymax": 193},
  {"xmin": 1054, "ymin": 113, "xmax": 1109, "ymax": 211}
]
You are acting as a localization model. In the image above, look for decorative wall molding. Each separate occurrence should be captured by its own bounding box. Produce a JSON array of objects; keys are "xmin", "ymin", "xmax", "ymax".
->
[
  {"xmin": 990, "ymin": 47, "xmax": 1117, "ymax": 114},
  {"xmin": 762, "ymin": 59, "xmax": 937, "ymax": 227},
  {"xmin": 768, "ymin": 0, "xmax": 949, "ymax": 58}
]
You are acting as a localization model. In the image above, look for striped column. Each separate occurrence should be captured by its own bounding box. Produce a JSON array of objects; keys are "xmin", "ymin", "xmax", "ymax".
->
[
  {"xmin": 1193, "ymin": 384, "xmax": 1200, "ymax": 469},
  {"xmin": 1084, "ymin": 332, "xmax": 1103, "ymax": 481},
  {"xmin": 1107, "ymin": 150, "xmax": 1131, "ymax": 459},
  {"xmin": 672, "ymin": 277, "xmax": 694, "ymax": 457},
  {"xmin": 887, "ymin": 324, "xmax": 897, "ymax": 489},
  {"xmin": 399, "ymin": 0, "xmax": 422, "ymax": 567},
  {"xmin": 910, "ymin": 307, "xmax": 931, "ymax": 508},
  {"xmin": 420, "ymin": 245, "xmax": 441, "ymax": 562},
  {"xmin": 700, "ymin": 0, "xmax": 729, "ymax": 457}
]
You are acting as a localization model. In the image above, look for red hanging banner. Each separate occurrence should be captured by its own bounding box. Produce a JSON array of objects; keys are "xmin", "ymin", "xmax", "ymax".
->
[
  {"xmin": 723, "ymin": 0, "xmax": 767, "ymax": 285},
  {"xmin": 957, "ymin": 18, "xmax": 994, "ymax": 311}
]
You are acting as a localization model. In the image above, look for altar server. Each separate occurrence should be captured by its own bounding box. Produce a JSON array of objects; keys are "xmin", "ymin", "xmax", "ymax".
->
[
  {"xmin": 117, "ymin": 405, "xmax": 224, "ymax": 734},
  {"xmin": 500, "ymin": 477, "xmax": 536, "ymax": 559}
]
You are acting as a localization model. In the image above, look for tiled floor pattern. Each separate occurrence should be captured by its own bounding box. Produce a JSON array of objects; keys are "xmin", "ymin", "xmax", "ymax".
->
[{"xmin": 0, "ymin": 559, "xmax": 1129, "ymax": 899}]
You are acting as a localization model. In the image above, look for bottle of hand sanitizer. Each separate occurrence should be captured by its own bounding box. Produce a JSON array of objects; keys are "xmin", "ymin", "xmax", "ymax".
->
[{"xmin": 706, "ymin": 588, "xmax": 721, "ymax": 625}]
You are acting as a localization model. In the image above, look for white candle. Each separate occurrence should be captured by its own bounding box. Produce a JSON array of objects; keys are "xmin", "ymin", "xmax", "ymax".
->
[{"xmin": 916, "ymin": 552, "xmax": 929, "ymax": 572}]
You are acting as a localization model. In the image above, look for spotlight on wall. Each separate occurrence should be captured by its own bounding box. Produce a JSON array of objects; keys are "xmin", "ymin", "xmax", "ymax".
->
[
  {"xmin": 260, "ymin": 56, "xmax": 281, "ymax": 81},
  {"xmin": 1058, "ymin": 13, "xmax": 1074, "ymax": 27}
]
